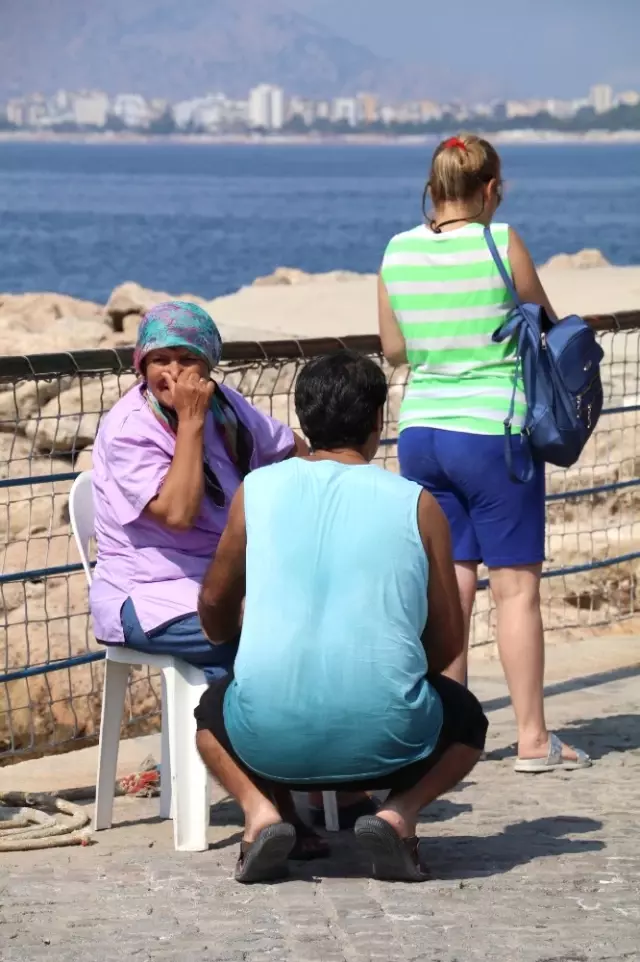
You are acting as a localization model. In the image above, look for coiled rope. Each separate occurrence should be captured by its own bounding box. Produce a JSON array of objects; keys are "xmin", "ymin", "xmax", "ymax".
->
[
  {"xmin": 0, "ymin": 755, "xmax": 160, "ymax": 852},
  {"xmin": 0, "ymin": 792, "xmax": 91, "ymax": 851}
]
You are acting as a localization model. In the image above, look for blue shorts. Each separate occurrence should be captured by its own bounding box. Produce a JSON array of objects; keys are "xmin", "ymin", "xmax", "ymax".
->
[
  {"xmin": 118, "ymin": 598, "xmax": 239, "ymax": 684},
  {"xmin": 398, "ymin": 427, "xmax": 545, "ymax": 568}
]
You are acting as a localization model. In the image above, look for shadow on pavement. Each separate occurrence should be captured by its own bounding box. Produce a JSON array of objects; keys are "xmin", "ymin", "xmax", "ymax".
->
[
  {"xmin": 486, "ymin": 712, "xmax": 640, "ymax": 762},
  {"xmin": 426, "ymin": 814, "xmax": 604, "ymax": 881},
  {"xmin": 554, "ymin": 713, "xmax": 640, "ymax": 760},
  {"xmin": 480, "ymin": 661, "xmax": 640, "ymax": 715},
  {"xmin": 288, "ymin": 814, "xmax": 604, "ymax": 883}
]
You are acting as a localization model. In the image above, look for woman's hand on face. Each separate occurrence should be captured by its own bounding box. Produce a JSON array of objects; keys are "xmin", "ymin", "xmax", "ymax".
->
[{"xmin": 161, "ymin": 369, "xmax": 214, "ymax": 423}]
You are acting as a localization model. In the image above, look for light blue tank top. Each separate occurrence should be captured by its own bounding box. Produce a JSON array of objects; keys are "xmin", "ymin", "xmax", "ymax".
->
[{"xmin": 224, "ymin": 458, "xmax": 443, "ymax": 782}]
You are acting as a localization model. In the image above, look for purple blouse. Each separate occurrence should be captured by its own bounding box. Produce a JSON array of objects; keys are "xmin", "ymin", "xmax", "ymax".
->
[{"xmin": 90, "ymin": 383, "xmax": 294, "ymax": 643}]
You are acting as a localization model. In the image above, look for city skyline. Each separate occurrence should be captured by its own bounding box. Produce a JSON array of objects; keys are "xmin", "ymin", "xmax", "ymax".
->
[{"xmin": 3, "ymin": 81, "xmax": 638, "ymax": 135}]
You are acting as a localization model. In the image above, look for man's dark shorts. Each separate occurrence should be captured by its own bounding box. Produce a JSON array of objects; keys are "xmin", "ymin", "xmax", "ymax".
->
[{"xmin": 195, "ymin": 674, "xmax": 488, "ymax": 794}]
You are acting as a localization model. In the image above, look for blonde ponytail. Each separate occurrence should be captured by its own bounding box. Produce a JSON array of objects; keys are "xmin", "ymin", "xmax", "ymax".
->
[{"xmin": 426, "ymin": 133, "xmax": 502, "ymax": 210}]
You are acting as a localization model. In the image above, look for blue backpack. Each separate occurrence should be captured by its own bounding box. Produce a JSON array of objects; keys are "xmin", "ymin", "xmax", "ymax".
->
[{"xmin": 484, "ymin": 226, "xmax": 604, "ymax": 484}]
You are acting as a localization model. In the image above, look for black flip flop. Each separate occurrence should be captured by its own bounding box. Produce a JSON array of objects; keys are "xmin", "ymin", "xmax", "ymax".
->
[
  {"xmin": 289, "ymin": 822, "xmax": 331, "ymax": 861},
  {"xmin": 234, "ymin": 822, "xmax": 297, "ymax": 884},
  {"xmin": 309, "ymin": 795, "xmax": 378, "ymax": 831},
  {"xmin": 354, "ymin": 815, "xmax": 428, "ymax": 882}
]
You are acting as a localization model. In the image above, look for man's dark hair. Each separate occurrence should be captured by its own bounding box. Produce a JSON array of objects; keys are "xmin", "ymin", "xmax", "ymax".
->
[{"xmin": 294, "ymin": 350, "xmax": 388, "ymax": 451}]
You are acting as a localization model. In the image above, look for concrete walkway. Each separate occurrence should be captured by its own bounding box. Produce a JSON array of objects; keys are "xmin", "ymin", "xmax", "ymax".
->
[{"xmin": 1, "ymin": 635, "xmax": 639, "ymax": 962}]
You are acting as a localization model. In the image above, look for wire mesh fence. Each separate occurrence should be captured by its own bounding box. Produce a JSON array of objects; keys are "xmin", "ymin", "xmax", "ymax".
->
[{"xmin": 1, "ymin": 317, "xmax": 639, "ymax": 764}]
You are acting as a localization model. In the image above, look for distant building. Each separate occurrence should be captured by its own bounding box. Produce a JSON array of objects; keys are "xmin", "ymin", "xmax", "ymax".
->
[
  {"xmin": 419, "ymin": 99, "xmax": 443, "ymax": 121},
  {"xmin": 270, "ymin": 87, "xmax": 285, "ymax": 129},
  {"xmin": 395, "ymin": 101, "xmax": 424, "ymax": 124},
  {"xmin": 589, "ymin": 84, "xmax": 614, "ymax": 114},
  {"xmin": 287, "ymin": 96, "xmax": 305, "ymax": 120},
  {"xmin": 173, "ymin": 99, "xmax": 200, "ymax": 129},
  {"xmin": 25, "ymin": 95, "xmax": 49, "ymax": 127},
  {"xmin": 248, "ymin": 84, "xmax": 285, "ymax": 130},
  {"xmin": 616, "ymin": 90, "xmax": 640, "ymax": 107},
  {"xmin": 315, "ymin": 101, "xmax": 331, "ymax": 121},
  {"xmin": 332, "ymin": 97, "xmax": 357, "ymax": 127},
  {"xmin": 356, "ymin": 93, "xmax": 379, "ymax": 125},
  {"xmin": 6, "ymin": 99, "xmax": 26, "ymax": 126},
  {"xmin": 287, "ymin": 96, "xmax": 316, "ymax": 126},
  {"xmin": 380, "ymin": 105, "xmax": 397, "ymax": 125},
  {"xmin": 73, "ymin": 91, "xmax": 109, "ymax": 127},
  {"xmin": 192, "ymin": 94, "xmax": 231, "ymax": 132},
  {"xmin": 545, "ymin": 99, "xmax": 578, "ymax": 119},
  {"xmin": 505, "ymin": 99, "xmax": 547, "ymax": 119},
  {"xmin": 149, "ymin": 99, "xmax": 170, "ymax": 121},
  {"xmin": 113, "ymin": 94, "xmax": 151, "ymax": 129},
  {"xmin": 470, "ymin": 102, "xmax": 495, "ymax": 118},
  {"xmin": 226, "ymin": 99, "xmax": 249, "ymax": 129},
  {"xmin": 51, "ymin": 90, "xmax": 71, "ymax": 113}
]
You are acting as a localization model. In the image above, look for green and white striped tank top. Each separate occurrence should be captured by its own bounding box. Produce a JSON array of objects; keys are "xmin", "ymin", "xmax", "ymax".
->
[{"xmin": 381, "ymin": 222, "xmax": 526, "ymax": 436}]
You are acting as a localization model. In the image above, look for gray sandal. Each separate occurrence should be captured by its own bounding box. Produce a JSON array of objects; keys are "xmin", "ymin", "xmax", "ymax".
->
[
  {"xmin": 514, "ymin": 733, "xmax": 592, "ymax": 773},
  {"xmin": 234, "ymin": 822, "xmax": 297, "ymax": 884},
  {"xmin": 354, "ymin": 815, "xmax": 428, "ymax": 882}
]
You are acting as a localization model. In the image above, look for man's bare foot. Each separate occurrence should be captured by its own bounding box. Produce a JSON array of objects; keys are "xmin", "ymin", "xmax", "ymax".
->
[
  {"xmin": 374, "ymin": 802, "xmax": 416, "ymax": 840},
  {"xmin": 243, "ymin": 797, "xmax": 283, "ymax": 844}
]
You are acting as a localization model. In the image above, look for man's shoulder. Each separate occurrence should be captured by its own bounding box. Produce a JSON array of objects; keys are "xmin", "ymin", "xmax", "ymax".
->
[
  {"xmin": 246, "ymin": 457, "xmax": 298, "ymax": 483},
  {"xmin": 360, "ymin": 464, "xmax": 422, "ymax": 495}
]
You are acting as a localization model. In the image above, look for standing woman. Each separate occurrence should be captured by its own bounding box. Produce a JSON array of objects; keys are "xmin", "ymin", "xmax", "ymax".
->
[{"xmin": 378, "ymin": 134, "xmax": 590, "ymax": 772}]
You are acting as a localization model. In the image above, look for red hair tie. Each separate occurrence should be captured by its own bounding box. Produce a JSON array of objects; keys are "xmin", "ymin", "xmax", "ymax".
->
[{"xmin": 443, "ymin": 137, "xmax": 467, "ymax": 152}]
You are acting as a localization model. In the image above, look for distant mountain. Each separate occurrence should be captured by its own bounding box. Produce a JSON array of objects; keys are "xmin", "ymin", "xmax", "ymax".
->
[{"xmin": 0, "ymin": 0, "xmax": 438, "ymax": 101}]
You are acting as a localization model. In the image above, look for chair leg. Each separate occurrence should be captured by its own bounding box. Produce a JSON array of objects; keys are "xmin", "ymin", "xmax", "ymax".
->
[
  {"xmin": 159, "ymin": 674, "xmax": 172, "ymax": 820},
  {"xmin": 323, "ymin": 791, "xmax": 340, "ymax": 832},
  {"xmin": 164, "ymin": 662, "xmax": 210, "ymax": 852},
  {"xmin": 93, "ymin": 659, "xmax": 130, "ymax": 831}
]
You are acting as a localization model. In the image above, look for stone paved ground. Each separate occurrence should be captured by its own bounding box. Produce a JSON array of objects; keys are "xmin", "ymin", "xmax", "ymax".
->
[{"xmin": 1, "ymin": 637, "xmax": 640, "ymax": 962}]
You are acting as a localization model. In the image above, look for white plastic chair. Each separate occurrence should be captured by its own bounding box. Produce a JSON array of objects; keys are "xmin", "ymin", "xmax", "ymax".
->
[
  {"xmin": 69, "ymin": 471, "xmax": 340, "ymax": 846},
  {"xmin": 69, "ymin": 471, "xmax": 210, "ymax": 851}
]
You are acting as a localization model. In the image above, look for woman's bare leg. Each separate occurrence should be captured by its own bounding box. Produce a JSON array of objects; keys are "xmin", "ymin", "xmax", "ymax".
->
[{"xmin": 490, "ymin": 564, "xmax": 579, "ymax": 761}]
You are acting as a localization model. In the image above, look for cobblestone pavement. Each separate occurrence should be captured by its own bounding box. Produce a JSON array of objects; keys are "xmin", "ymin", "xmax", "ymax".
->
[{"xmin": 2, "ymin": 646, "xmax": 640, "ymax": 962}]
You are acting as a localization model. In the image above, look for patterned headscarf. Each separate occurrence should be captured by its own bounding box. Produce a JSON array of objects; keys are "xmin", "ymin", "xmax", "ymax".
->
[
  {"xmin": 134, "ymin": 300, "xmax": 223, "ymax": 374},
  {"xmin": 135, "ymin": 301, "xmax": 243, "ymax": 492}
]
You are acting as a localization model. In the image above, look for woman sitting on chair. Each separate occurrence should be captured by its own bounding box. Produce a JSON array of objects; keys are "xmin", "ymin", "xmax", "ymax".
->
[
  {"xmin": 90, "ymin": 300, "xmax": 373, "ymax": 851},
  {"xmin": 90, "ymin": 300, "xmax": 306, "ymax": 679}
]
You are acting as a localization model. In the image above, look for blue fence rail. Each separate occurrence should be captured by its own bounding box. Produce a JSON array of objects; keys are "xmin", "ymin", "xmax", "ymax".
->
[{"xmin": 1, "ymin": 319, "xmax": 639, "ymax": 762}]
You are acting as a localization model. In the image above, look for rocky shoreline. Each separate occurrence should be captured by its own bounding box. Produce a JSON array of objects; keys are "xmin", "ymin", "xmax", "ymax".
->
[{"xmin": 0, "ymin": 245, "xmax": 627, "ymax": 358}]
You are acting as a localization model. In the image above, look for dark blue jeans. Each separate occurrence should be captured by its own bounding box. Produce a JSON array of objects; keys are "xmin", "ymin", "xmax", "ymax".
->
[{"xmin": 119, "ymin": 597, "xmax": 239, "ymax": 683}]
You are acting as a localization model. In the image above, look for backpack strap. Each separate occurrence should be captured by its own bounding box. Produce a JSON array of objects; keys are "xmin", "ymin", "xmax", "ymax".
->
[
  {"xmin": 483, "ymin": 226, "xmax": 522, "ymax": 307},
  {"xmin": 484, "ymin": 226, "xmax": 534, "ymax": 484}
]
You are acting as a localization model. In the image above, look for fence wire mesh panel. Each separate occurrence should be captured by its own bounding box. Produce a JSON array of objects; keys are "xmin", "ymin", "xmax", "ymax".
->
[{"xmin": 0, "ymin": 315, "xmax": 639, "ymax": 763}]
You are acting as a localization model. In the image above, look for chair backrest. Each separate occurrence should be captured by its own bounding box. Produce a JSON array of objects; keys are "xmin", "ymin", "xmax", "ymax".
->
[{"xmin": 69, "ymin": 470, "xmax": 95, "ymax": 586}]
